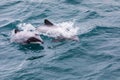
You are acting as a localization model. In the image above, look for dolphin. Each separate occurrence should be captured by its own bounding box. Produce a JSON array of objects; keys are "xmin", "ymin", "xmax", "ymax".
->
[
  {"xmin": 37, "ymin": 19, "xmax": 79, "ymax": 42},
  {"xmin": 10, "ymin": 28, "xmax": 44, "ymax": 44}
]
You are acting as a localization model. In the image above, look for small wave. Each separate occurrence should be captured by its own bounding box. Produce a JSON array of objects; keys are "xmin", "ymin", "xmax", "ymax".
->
[
  {"xmin": 28, "ymin": 0, "xmax": 43, "ymax": 3},
  {"xmin": 62, "ymin": 0, "xmax": 82, "ymax": 5},
  {"xmin": 24, "ymin": 0, "xmax": 50, "ymax": 3},
  {"xmin": 26, "ymin": 55, "xmax": 45, "ymax": 60},
  {"xmin": 0, "ymin": 20, "xmax": 20, "ymax": 33}
]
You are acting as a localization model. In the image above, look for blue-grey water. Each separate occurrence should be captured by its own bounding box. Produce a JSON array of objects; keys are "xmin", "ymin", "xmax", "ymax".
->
[{"xmin": 0, "ymin": 0, "xmax": 120, "ymax": 80}]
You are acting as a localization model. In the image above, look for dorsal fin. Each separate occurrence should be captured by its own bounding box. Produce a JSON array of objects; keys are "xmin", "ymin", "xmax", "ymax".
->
[
  {"xmin": 44, "ymin": 19, "xmax": 54, "ymax": 26},
  {"xmin": 14, "ymin": 29, "xmax": 20, "ymax": 34}
]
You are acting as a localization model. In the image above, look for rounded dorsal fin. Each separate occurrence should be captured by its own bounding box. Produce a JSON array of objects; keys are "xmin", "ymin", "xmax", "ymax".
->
[
  {"xmin": 14, "ymin": 29, "xmax": 20, "ymax": 34},
  {"xmin": 44, "ymin": 19, "xmax": 54, "ymax": 26}
]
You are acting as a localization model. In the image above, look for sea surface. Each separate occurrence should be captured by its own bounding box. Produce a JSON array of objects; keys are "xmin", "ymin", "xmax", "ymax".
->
[{"xmin": 0, "ymin": 0, "xmax": 120, "ymax": 80}]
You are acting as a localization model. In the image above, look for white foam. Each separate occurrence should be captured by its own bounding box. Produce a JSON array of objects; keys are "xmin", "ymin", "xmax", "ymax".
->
[
  {"xmin": 55, "ymin": 21, "xmax": 80, "ymax": 38},
  {"xmin": 17, "ymin": 23, "xmax": 36, "ymax": 32}
]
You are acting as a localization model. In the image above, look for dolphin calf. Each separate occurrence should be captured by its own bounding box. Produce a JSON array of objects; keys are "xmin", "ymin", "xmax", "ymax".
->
[
  {"xmin": 37, "ymin": 19, "xmax": 79, "ymax": 42},
  {"xmin": 10, "ymin": 28, "xmax": 44, "ymax": 44}
]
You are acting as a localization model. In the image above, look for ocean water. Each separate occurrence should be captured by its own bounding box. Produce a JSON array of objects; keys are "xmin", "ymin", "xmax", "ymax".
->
[{"xmin": 0, "ymin": 0, "xmax": 120, "ymax": 80}]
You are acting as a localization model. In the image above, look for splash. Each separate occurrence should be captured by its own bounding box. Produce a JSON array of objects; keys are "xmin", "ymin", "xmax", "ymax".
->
[
  {"xmin": 17, "ymin": 23, "xmax": 36, "ymax": 31},
  {"xmin": 55, "ymin": 21, "xmax": 80, "ymax": 38},
  {"xmin": 37, "ymin": 21, "xmax": 80, "ymax": 39},
  {"xmin": 17, "ymin": 23, "xmax": 41, "ymax": 37}
]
